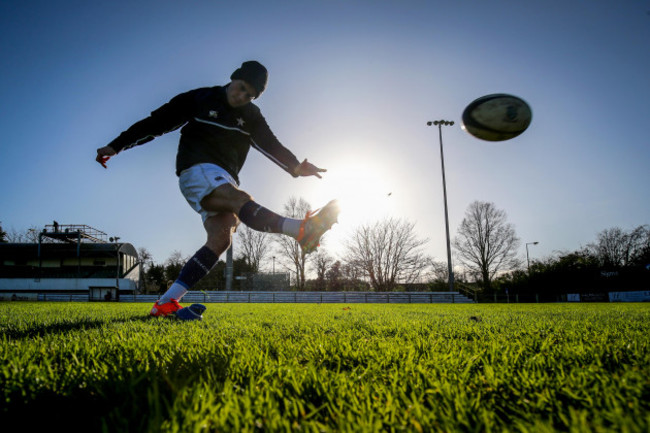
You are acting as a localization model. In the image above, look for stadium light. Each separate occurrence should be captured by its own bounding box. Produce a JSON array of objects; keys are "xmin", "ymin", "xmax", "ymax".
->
[
  {"xmin": 427, "ymin": 120, "xmax": 455, "ymax": 292},
  {"xmin": 526, "ymin": 241, "xmax": 539, "ymax": 272}
]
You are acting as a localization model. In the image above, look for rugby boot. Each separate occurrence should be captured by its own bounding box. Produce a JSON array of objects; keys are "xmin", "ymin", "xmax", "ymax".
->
[
  {"xmin": 150, "ymin": 298, "xmax": 182, "ymax": 317},
  {"xmin": 296, "ymin": 199, "xmax": 340, "ymax": 254},
  {"xmin": 175, "ymin": 304, "xmax": 207, "ymax": 321}
]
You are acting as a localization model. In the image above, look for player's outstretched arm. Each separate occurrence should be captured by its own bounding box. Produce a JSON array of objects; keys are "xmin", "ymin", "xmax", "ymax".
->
[
  {"xmin": 96, "ymin": 146, "xmax": 117, "ymax": 168},
  {"xmin": 294, "ymin": 159, "xmax": 326, "ymax": 179}
]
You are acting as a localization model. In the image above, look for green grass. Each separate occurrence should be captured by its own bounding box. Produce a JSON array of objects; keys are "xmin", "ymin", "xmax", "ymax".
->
[{"xmin": 1, "ymin": 302, "xmax": 649, "ymax": 432}]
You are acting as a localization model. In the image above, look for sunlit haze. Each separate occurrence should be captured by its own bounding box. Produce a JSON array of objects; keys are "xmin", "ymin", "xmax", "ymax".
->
[{"xmin": 1, "ymin": 1, "xmax": 648, "ymax": 271}]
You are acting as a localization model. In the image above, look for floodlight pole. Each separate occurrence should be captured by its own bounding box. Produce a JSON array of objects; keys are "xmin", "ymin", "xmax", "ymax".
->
[
  {"xmin": 427, "ymin": 120, "xmax": 455, "ymax": 292},
  {"xmin": 112, "ymin": 236, "xmax": 121, "ymax": 301},
  {"xmin": 226, "ymin": 246, "xmax": 233, "ymax": 290},
  {"xmin": 526, "ymin": 241, "xmax": 539, "ymax": 272}
]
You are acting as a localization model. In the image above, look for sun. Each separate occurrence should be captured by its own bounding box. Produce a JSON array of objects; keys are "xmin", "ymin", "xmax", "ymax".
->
[{"xmin": 306, "ymin": 159, "xmax": 397, "ymax": 249}]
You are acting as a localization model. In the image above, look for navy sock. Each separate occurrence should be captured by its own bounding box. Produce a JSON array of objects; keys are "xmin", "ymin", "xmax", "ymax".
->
[
  {"xmin": 176, "ymin": 246, "xmax": 219, "ymax": 289},
  {"xmin": 238, "ymin": 200, "xmax": 285, "ymax": 233}
]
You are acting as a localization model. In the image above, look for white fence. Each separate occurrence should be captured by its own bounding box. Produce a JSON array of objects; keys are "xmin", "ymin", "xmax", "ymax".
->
[{"xmin": 33, "ymin": 291, "xmax": 474, "ymax": 304}]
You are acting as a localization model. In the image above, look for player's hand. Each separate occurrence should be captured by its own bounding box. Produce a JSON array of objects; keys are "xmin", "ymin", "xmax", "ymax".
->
[
  {"xmin": 96, "ymin": 146, "xmax": 116, "ymax": 168},
  {"xmin": 295, "ymin": 159, "xmax": 326, "ymax": 179}
]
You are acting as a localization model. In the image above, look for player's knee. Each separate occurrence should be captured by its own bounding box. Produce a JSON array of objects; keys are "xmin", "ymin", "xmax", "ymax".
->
[
  {"xmin": 222, "ymin": 213, "xmax": 240, "ymax": 232},
  {"xmin": 201, "ymin": 184, "xmax": 252, "ymax": 212},
  {"xmin": 205, "ymin": 213, "xmax": 238, "ymax": 252},
  {"xmin": 232, "ymin": 189, "xmax": 253, "ymax": 208}
]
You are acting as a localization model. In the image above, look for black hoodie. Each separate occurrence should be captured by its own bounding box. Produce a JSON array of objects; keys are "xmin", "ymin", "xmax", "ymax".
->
[{"xmin": 106, "ymin": 85, "xmax": 300, "ymax": 183}]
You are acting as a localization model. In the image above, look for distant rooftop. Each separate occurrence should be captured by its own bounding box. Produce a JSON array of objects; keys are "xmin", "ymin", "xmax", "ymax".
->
[{"xmin": 41, "ymin": 223, "xmax": 110, "ymax": 244}]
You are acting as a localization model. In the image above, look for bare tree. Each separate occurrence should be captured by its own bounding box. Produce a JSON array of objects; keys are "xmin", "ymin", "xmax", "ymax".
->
[
  {"xmin": 326, "ymin": 260, "xmax": 343, "ymax": 290},
  {"xmin": 631, "ymin": 225, "xmax": 650, "ymax": 266},
  {"xmin": 311, "ymin": 248, "xmax": 334, "ymax": 290},
  {"xmin": 5, "ymin": 227, "xmax": 23, "ymax": 243},
  {"xmin": 274, "ymin": 197, "xmax": 312, "ymax": 290},
  {"xmin": 588, "ymin": 225, "xmax": 649, "ymax": 268},
  {"xmin": 343, "ymin": 217, "xmax": 429, "ymax": 291},
  {"xmin": 426, "ymin": 259, "xmax": 450, "ymax": 284},
  {"xmin": 137, "ymin": 247, "xmax": 153, "ymax": 277},
  {"xmin": 453, "ymin": 201, "xmax": 522, "ymax": 290},
  {"xmin": 137, "ymin": 247, "xmax": 163, "ymax": 293},
  {"xmin": 137, "ymin": 247, "xmax": 152, "ymax": 265},
  {"xmin": 5, "ymin": 225, "xmax": 41, "ymax": 243},
  {"xmin": 236, "ymin": 224, "xmax": 270, "ymax": 273},
  {"xmin": 164, "ymin": 250, "xmax": 186, "ymax": 282}
]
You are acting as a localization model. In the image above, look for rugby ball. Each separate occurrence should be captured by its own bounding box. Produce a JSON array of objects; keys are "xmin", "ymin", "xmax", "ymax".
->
[{"xmin": 461, "ymin": 94, "xmax": 532, "ymax": 141}]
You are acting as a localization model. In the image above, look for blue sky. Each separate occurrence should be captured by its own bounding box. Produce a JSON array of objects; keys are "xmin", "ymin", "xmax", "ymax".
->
[{"xmin": 1, "ymin": 0, "xmax": 649, "ymax": 270}]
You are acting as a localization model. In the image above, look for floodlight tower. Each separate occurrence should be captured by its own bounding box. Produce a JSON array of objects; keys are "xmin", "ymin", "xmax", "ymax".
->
[{"xmin": 427, "ymin": 120, "xmax": 455, "ymax": 292}]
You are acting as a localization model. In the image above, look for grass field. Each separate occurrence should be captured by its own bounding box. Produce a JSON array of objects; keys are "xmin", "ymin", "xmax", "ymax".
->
[{"xmin": 1, "ymin": 302, "xmax": 649, "ymax": 432}]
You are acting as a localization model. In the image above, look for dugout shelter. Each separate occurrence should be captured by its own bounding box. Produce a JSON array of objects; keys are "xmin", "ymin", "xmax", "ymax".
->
[{"xmin": 0, "ymin": 223, "xmax": 141, "ymax": 301}]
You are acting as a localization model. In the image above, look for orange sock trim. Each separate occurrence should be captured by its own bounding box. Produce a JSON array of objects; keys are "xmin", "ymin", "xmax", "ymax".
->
[{"xmin": 296, "ymin": 209, "xmax": 317, "ymax": 242}]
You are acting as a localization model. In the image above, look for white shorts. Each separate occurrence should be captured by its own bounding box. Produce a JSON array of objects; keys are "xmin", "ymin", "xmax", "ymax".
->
[{"xmin": 179, "ymin": 163, "xmax": 239, "ymax": 223}]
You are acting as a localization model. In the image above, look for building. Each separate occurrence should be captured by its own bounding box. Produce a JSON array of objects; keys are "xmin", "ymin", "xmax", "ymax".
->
[{"xmin": 0, "ymin": 223, "xmax": 141, "ymax": 301}]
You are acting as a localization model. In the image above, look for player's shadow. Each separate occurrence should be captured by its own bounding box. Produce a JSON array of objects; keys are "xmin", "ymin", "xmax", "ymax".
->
[
  {"xmin": 1, "ymin": 315, "xmax": 157, "ymax": 341},
  {"xmin": 3, "ymin": 328, "xmax": 231, "ymax": 432}
]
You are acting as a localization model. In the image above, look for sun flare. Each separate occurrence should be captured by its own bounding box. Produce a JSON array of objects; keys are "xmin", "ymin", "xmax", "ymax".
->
[{"xmin": 308, "ymin": 159, "xmax": 397, "ymax": 239}]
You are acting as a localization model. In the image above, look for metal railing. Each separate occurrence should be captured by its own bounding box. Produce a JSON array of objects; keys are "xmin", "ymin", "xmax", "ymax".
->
[
  {"xmin": 33, "ymin": 291, "xmax": 475, "ymax": 304},
  {"xmin": 454, "ymin": 282, "xmax": 479, "ymax": 302},
  {"xmin": 36, "ymin": 293, "xmax": 92, "ymax": 302},
  {"xmin": 125, "ymin": 291, "xmax": 475, "ymax": 304}
]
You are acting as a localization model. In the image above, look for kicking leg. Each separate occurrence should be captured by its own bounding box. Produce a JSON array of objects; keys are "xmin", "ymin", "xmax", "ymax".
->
[
  {"xmin": 199, "ymin": 183, "xmax": 298, "ymax": 235},
  {"xmin": 200, "ymin": 183, "xmax": 340, "ymax": 252}
]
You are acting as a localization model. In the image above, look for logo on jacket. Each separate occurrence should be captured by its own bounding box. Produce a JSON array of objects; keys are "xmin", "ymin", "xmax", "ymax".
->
[
  {"xmin": 237, "ymin": 117, "xmax": 245, "ymax": 127},
  {"xmin": 209, "ymin": 110, "xmax": 218, "ymax": 118}
]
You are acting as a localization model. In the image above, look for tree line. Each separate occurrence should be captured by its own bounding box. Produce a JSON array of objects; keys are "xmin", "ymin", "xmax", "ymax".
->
[
  {"xmin": 3, "ymin": 201, "xmax": 648, "ymax": 296},
  {"xmin": 491, "ymin": 225, "xmax": 650, "ymax": 301},
  {"xmin": 137, "ymin": 196, "xmax": 431, "ymax": 293},
  {"xmin": 137, "ymin": 199, "xmax": 649, "ymax": 295}
]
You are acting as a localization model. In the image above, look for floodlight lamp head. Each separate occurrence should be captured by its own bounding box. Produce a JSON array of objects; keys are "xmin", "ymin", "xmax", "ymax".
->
[{"xmin": 428, "ymin": 120, "xmax": 454, "ymax": 126}]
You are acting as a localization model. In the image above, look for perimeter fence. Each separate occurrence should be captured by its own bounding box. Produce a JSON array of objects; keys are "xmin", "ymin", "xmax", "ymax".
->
[{"xmin": 35, "ymin": 291, "xmax": 475, "ymax": 304}]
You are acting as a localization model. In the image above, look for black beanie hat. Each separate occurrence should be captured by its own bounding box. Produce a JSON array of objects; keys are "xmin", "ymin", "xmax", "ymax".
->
[{"xmin": 230, "ymin": 61, "xmax": 268, "ymax": 97}]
